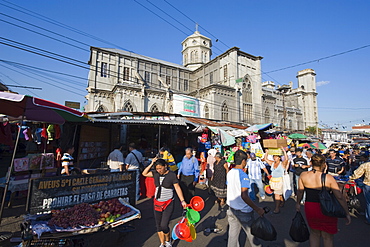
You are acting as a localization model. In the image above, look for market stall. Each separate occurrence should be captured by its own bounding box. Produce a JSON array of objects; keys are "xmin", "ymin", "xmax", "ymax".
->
[
  {"xmin": 88, "ymin": 112, "xmax": 188, "ymax": 199},
  {"xmin": 0, "ymin": 91, "xmax": 88, "ymax": 224}
]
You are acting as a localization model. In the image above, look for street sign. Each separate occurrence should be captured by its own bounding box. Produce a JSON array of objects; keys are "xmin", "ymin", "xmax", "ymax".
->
[
  {"xmin": 65, "ymin": 101, "xmax": 80, "ymax": 109},
  {"xmin": 26, "ymin": 171, "xmax": 136, "ymax": 214}
]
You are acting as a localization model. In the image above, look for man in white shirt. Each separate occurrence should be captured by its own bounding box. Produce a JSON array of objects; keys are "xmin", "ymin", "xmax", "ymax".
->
[
  {"xmin": 227, "ymin": 150, "xmax": 265, "ymax": 247},
  {"xmin": 246, "ymin": 153, "xmax": 271, "ymax": 201},
  {"xmin": 125, "ymin": 143, "xmax": 144, "ymax": 201},
  {"xmin": 107, "ymin": 144, "xmax": 125, "ymax": 172}
]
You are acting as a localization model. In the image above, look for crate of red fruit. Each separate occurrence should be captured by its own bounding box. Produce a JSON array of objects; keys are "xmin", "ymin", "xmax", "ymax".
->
[{"xmin": 33, "ymin": 198, "xmax": 141, "ymax": 235}]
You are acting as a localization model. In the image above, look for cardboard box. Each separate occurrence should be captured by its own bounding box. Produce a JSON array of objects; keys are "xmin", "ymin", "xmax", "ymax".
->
[
  {"xmin": 263, "ymin": 139, "xmax": 287, "ymax": 148},
  {"xmin": 268, "ymin": 148, "xmax": 283, "ymax": 156}
]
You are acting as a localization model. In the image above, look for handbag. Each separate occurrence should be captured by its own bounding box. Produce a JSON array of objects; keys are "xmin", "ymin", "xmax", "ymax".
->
[
  {"xmin": 282, "ymin": 172, "xmax": 292, "ymax": 200},
  {"xmin": 131, "ymin": 151, "xmax": 145, "ymax": 172},
  {"xmin": 318, "ymin": 173, "xmax": 346, "ymax": 218},
  {"xmin": 269, "ymin": 177, "xmax": 283, "ymax": 191}
]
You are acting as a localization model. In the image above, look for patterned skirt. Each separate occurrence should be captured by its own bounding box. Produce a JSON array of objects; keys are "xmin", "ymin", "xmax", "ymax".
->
[{"xmin": 211, "ymin": 185, "xmax": 227, "ymax": 198}]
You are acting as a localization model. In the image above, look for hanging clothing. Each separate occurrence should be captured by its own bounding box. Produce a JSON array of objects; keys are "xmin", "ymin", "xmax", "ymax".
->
[
  {"xmin": 0, "ymin": 122, "xmax": 13, "ymax": 147},
  {"xmin": 35, "ymin": 128, "xmax": 43, "ymax": 144},
  {"xmin": 47, "ymin": 125, "xmax": 54, "ymax": 141},
  {"xmin": 54, "ymin": 125, "xmax": 61, "ymax": 139},
  {"xmin": 41, "ymin": 125, "xmax": 48, "ymax": 139}
]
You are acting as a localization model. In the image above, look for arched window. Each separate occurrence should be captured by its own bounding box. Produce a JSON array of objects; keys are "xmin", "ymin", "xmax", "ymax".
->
[
  {"xmin": 150, "ymin": 104, "xmax": 159, "ymax": 113},
  {"xmin": 195, "ymin": 51, "xmax": 198, "ymax": 62},
  {"xmin": 242, "ymin": 82, "xmax": 253, "ymax": 123},
  {"xmin": 190, "ymin": 51, "xmax": 194, "ymax": 63},
  {"xmin": 242, "ymin": 83, "xmax": 252, "ymax": 103},
  {"xmin": 264, "ymin": 108, "xmax": 270, "ymax": 124},
  {"xmin": 123, "ymin": 101, "xmax": 134, "ymax": 112},
  {"xmin": 184, "ymin": 54, "xmax": 187, "ymax": 64},
  {"xmin": 221, "ymin": 102, "xmax": 228, "ymax": 121},
  {"xmin": 204, "ymin": 104, "xmax": 209, "ymax": 119},
  {"xmin": 169, "ymin": 105, "xmax": 173, "ymax": 114},
  {"xmin": 96, "ymin": 105, "xmax": 106, "ymax": 112},
  {"xmin": 203, "ymin": 52, "xmax": 207, "ymax": 63}
]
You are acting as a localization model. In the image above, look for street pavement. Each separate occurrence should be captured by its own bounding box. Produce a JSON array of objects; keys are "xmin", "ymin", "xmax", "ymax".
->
[
  {"xmin": 117, "ymin": 185, "xmax": 369, "ymax": 247},
  {"xmin": 0, "ymin": 184, "xmax": 369, "ymax": 246}
]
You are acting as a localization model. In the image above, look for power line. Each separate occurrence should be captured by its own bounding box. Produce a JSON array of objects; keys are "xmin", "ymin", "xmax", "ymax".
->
[
  {"xmin": 0, "ymin": 70, "xmax": 42, "ymax": 97},
  {"xmin": 1, "ymin": 63, "xmax": 86, "ymax": 97},
  {"xmin": 0, "ymin": 17, "xmax": 87, "ymax": 51},
  {"xmin": 265, "ymin": 44, "xmax": 370, "ymax": 74},
  {"xmin": 140, "ymin": 0, "xmax": 280, "ymax": 84},
  {"xmin": 163, "ymin": 0, "xmax": 230, "ymax": 49},
  {"xmin": 0, "ymin": 12, "xmax": 90, "ymax": 51},
  {"xmin": 2, "ymin": 84, "xmax": 42, "ymax": 90},
  {"xmin": 0, "ymin": 0, "xmax": 132, "ymax": 52},
  {"xmin": 0, "ymin": 37, "xmax": 87, "ymax": 65},
  {"xmin": 145, "ymin": 0, "xmax": 193, "ymax": 34},
  {"xmin": 133, "ymin": 0, "xmax": 189, "ymax": 36}
]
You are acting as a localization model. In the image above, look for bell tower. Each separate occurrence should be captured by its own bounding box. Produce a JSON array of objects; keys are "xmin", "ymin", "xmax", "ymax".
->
[{"xmin": 181, "ymin": 25, "xmax": 212, "ymax": 70}]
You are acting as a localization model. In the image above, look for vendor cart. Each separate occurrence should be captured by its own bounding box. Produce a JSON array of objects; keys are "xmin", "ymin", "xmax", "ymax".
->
[
  {"xmin": 20, "ymin": 169, "xmax": 140, "ymax": 246},
  {"xmin": 21, "ymin": 198, "xmax": 140, "ymax": 246}
]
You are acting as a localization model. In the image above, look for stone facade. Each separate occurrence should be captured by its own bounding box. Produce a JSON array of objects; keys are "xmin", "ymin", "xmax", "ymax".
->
[{"xmin": 85, "ymin": 31, "xmax": 318, "ymax": 131}]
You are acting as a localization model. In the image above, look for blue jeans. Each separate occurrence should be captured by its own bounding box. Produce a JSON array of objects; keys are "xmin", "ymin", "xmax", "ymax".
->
[
  {"xmin": 249, "ymin": 178, "xmax": 265, "ymax": 201},
  {"xmin": 363, "ymin": 184, "xmax": 370, "ymax": 223},
  {"xmin": 227, "ymin": 207, "xmax": 261, "ymax": 247}
]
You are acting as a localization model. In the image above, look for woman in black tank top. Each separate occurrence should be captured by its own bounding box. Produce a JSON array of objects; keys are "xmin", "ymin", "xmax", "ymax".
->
[{"xmin": 296, "ymin": 154, "xmax": 350, "ymax": 247}]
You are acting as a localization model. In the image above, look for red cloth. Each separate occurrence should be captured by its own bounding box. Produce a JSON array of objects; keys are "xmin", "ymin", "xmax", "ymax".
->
[
  {"xmin": 54, "ymin": 125, "xmax": 61, "ymax": 139},
  {"xmin": 144, "ymin": 176, "xmax": 155, "ymax": 198},
  {"xmin": 0, "ymin": 122, "xmax": 14, "ymax": 147},
  {"xmin": 304, "ymin": 201, "xmax": 338, "ymax": 234}
]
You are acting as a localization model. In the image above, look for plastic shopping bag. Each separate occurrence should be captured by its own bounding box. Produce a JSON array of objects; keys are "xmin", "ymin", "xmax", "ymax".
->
[
  {"xmin": 289, "ymin": 211, "xmax": 310, "ymax": 242},
  {"xmin": 251, "ymin": 216, "xmax": 277, "ymax": 241}
]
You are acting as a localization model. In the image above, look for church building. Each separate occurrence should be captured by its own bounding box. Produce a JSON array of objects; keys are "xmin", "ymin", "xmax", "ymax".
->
[{"xmin": 85, "ymin": 31, "xmax": 318, "ymax": 131}]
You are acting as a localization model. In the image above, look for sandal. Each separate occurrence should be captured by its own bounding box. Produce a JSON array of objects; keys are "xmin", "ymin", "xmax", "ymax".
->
[{"xmin": 273, "ymin": 210, "xmax": 280, "ymax": 214}]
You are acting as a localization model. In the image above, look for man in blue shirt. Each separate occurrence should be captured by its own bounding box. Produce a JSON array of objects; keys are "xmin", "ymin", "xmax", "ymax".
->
[{"xmin": 178, "ymin": 148, "xmax": 199, "ymax": 203}]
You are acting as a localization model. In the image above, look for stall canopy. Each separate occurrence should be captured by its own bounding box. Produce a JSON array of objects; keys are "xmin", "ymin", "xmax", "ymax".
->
[
  {"xmin": 245, "ymin": 123, "xmax": 273, "ymax": 132},
  {"xmin": 207, "ymin": 126, "xmax": 235, "ymax": 146},
  {"xmin": 288, "ymin": 133, "xmax": 308, "ymax": 139},
  {"xmin": 88, "ymin": 112, "xmax": 186, "ymax": 126},
  {"xmin": 0, "ymin": 92, "xmax": 88, "ymax": 124},
  {"xmin": 0, "ymin": 92, "xmax": 88, "ymax": 225}
]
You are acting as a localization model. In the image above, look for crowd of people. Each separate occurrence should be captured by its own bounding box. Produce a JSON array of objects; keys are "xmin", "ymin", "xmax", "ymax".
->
[{"xmin": 104, "ymin": 142, "xmax": 370, "ymax": 247}]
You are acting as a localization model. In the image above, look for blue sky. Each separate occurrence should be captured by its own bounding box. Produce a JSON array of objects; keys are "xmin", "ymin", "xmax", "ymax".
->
[{"xmin": 0, "ymin": 0, "xmax": 369, "ymax": 129}]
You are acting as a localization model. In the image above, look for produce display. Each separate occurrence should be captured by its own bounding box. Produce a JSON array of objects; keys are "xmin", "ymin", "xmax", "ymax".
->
[{"xmin": 48, "ymin": 198, "xmax": 132, "ymax": 229}]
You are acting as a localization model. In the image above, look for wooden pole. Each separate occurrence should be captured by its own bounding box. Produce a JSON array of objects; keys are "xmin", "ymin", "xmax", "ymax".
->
[{"xmin": 0, "ymin": 116, "xmax": 24, "ymax": 225}]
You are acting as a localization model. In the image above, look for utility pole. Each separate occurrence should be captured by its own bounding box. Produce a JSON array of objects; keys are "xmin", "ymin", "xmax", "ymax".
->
[{"xmin": 277, "ymin": 85, "xmax": 291, "ymax": 131}]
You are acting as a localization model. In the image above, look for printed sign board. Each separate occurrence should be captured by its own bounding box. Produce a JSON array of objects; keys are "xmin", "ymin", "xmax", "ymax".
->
[
  {"xmin": 27, "ymin": 171, "xmax": 136, "ymax": 214},
  {"xmin": 65, "ymin": 101, "xmax": 80, "ymax": 109},
  {"xmin": 173, "ymin": 94, "xmax": 200, "ymax": 117}
]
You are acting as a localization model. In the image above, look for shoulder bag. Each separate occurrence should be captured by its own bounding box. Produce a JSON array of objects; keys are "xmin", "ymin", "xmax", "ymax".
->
[
  {"xmin": 318, "ymin": 173, "xmax": 346, "ymax": 218},
  {"xmin": 131, "ymin": 151, "xmax": 145, "ymax": 172}
]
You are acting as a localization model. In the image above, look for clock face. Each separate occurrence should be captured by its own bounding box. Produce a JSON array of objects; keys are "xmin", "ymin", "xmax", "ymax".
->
[
  {"xmin": 192, "ymin": 40, "xmax": 197, "ymax": 45},
  {"xmin": 203, "ymin": 40, "xmax": 207, "ymax": 46}
]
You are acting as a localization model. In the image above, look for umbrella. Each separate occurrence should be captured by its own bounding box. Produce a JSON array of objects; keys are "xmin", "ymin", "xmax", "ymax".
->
[
  {"xmin": 0, "ymin": 92, "xmax": 88, "ymax": 225},
  {"xmin": 288, "ymin": 133, "xmax": 308, "ymax": 139},
  {"xmin": 312, "ymin": 142, "xmax": 327, "ymax": 150},
  {"xmin": 298, "ymin": 143, "xmax": 313, "ymax": 148},
  {"xmin": 0, "ymin": 92, "xmax": 88, "ymax": 124}
]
